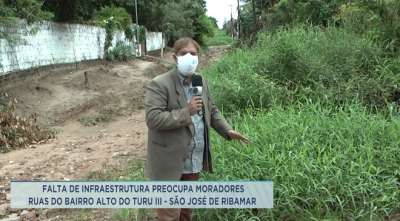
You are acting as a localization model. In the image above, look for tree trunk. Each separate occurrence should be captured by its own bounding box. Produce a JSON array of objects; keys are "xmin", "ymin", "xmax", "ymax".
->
[{"xmin": 252, "ymin": 0, "xmax": 257, "ymax": 25}]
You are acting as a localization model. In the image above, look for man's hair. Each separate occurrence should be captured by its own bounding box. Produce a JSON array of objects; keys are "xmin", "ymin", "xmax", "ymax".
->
[{"xmin": 173, "ymin": 37, "xmax": 200, "ymax": 54}]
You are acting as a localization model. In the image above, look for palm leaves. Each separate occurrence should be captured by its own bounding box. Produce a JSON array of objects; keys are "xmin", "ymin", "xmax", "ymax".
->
[{"xmin": 107, "ymin": 41, "xmax": 133, "ymax": 62}]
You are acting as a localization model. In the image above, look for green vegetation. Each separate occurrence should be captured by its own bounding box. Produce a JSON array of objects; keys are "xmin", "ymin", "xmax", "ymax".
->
[
  {"xmin": 158, "ymin": 0, "xmax": 215, "ymax": 46},
  {"xmin": 112, "ymin": 208, "xmax": 153, "ymax": 221},
  {"xmin": 0, "ymin": 0, "xmax": 54, "ymax": 24},
  {"xmin": 107, "ymin": 40, "xmax": 134, "ymax": 62},
  {"xmin": 71, "ymin": 210, "xmax": 92, "ymax": 221},
  {"xmin": 192, "ymin": 0, "xmax": 400, "ymax": 220},
  {"xmin": 191, "ymin": 101, "xmax": 400, "ymax": 220},
  {"xmin": 205, "ymin": 28, "xmax": 234, "ymax": 46},
  {"xmin": 0, "ymin": 0, "xmax": 54, "ymax": 42},
  {"xmin": 204, "ymin": 25, "xmax": 400, "ymax": 113},
  {"xmin": 1, "ymin": 0, "xmax": 216, "ymax": 47},
  {"xmin": 92, "ymin": 5, "xmax": 132, "ymax": 30}
]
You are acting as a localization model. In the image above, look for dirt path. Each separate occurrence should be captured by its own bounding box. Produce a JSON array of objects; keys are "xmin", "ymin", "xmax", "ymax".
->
[{"xmin": 0, "ymin": 45, "xmax": 230, "ymax": 221}]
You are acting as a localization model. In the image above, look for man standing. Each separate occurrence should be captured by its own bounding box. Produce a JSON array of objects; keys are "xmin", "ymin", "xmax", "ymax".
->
[{"xmin": 144, "ymin": 37, "xmax": 250, "ymax": 221}]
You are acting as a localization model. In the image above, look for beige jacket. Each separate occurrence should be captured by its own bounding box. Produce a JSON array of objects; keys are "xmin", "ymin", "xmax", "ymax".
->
[{"xmin": 144, "ymin": 67, "xmax": 232, "ymax": 181}]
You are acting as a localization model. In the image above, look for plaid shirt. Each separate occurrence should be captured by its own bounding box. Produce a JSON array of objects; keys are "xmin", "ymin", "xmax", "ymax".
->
[{"xmin": 177, "ymin": 71, "xmax": 205, "ymax": 174}]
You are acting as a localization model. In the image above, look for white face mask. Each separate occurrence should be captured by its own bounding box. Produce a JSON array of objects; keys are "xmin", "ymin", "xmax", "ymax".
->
[{"xmin": 176, "ymin": 53, "xmax": 199, "ymax": 76}]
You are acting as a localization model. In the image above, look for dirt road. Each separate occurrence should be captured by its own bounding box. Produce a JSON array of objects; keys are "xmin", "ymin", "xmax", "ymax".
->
[{"xmin": 0, "ymin": 46, "xmax": 230, "ymax": 221}]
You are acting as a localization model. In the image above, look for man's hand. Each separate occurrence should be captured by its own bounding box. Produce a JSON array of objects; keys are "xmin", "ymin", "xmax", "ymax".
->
[
  {"xmin": 187, "ymin": 96, "xmax": 202, "ymax": 116},
  {"xmin": 227, "ymin": 130, "xmax": 250, "ymax": 147}
]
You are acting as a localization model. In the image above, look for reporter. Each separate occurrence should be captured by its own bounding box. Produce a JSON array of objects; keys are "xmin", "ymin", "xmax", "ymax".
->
[{"xmin": 144, "ymin": 37, "xmax": 249, "ymax": 221}]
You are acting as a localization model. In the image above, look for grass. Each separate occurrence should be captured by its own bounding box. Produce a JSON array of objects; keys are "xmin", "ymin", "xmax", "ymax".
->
[
  {"xmin": 190, "ymin": 23, "xmax": 400, "ymax": 219},
  {"xmin": 78, "ymin": 115, "xmax": 108, "ymax": 126},
  {"xmin": 112, "ymin": 208, "xmax": 153, "ymax": 221},
  {"xmin": 86, "ymin": 159, "xmax": 147, "ymax": 181},
  {"xmin": 205, "ymin": 28, "xmax": 234, "ymax": 46},
  {"xmin": 77, "ymin": 104, "xmax": 124, "ymax": 126},
  {"xmin": 71, "ymin": 209, "xmax": 92, "ymax": 221},
  {"xmin": 199, "ymin": 46, "xmax": 207, "ymax": 55},
  {"xmin": 191, "ymin": 100, "xmax": 400, "ymax": 220},
  {"xmin": 202, "ymin": 25, "xmax": 400, "ymax": 112}
]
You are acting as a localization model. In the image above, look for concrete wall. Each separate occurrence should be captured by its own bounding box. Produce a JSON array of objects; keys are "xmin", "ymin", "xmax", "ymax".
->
[
  {"xmin": 146, "ymin": 32, "xmax": 166, "ymax": 53},
  {"xmin": 0, "ymin": 19, "xmax": 138, "ymax": 76}
]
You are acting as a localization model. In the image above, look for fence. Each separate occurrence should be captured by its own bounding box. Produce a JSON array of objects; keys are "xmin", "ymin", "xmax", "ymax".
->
[{"xmin": 0, "ymin": 19, "xmax": 165, "ymax": 78}]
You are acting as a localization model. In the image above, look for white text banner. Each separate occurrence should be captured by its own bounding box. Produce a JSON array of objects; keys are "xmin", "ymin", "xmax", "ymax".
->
[{"xmin": 11, "ymin": 181, "xmax": 273, "ymax": 209}]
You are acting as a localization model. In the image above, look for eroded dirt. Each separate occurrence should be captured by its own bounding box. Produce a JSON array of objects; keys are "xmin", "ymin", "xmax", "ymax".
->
[{"xmin": 0, "ymin": 46, "xmax": 229, "ymax": 221}]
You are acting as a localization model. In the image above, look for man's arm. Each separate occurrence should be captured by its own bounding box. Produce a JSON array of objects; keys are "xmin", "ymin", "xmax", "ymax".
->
[{"xmin": 145, "ymin": 79, "xmax": 192, "ymax": 130}]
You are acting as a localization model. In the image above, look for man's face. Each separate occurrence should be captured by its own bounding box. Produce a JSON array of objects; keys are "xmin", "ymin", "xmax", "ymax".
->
[{"xmin": 173, "ymin": 43, "xmax": 199, "ymax": 64}]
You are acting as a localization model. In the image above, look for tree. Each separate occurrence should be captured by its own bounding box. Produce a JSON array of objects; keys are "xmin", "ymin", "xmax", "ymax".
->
[
  {"xmin": 223, "ymin": 18, "xmax": 237, "ymax": 37},
  {"xmin": 42, "ymin": 0, "xmax": 78, "ymax": 22},
  {"xmin": 164, "ymin": 0, "xmax": 195, "ymax": 45},
  {"xmin": 193, "ymin": 14, "xmax": 215, "ymax": 45},
  {"xmin": 209, "ymin": 16, "xmax": 218, "ymax": 28},
  {"xmin": 112, "ymin": 0, "xmax": 169, "ymax": 30},
  {"xmin": 178, "ymin": 0, "xmax": 214, "ymax": 46},
  {"xmin": 1, "ymin": 0, "xmax": 54, "ymax": 42},
  {"xmin": 42, "ymin": 0, "xmax": 168, "ymax": 27},
  {"xmin": 14, "ymin": 0, "xmax": 216, "ymax": 47},
  {"xmin": 93, "ymin": 5, "xmax": 132, "ymax": 30},
  {"xmin": 2, "ymin": 0, "xmax": 54, "ymax": 24},
  {"xmin": 196, "ymin": 0, "xmax": 206, "ymax": 9}
]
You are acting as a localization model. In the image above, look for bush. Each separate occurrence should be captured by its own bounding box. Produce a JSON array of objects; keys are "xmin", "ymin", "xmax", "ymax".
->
[
  {"xmin": 337, "ymin": 0, "xmax": 400, "ymax": 54},
  {"xmin": 264, "ymin": 0, "xmax": 400, "ymax": 54},
  {"xmin": 93, "ymin": 6, "xmax": 132, "ymax": 30},
  {"xmin": 107, "ymin": 41, "xmax": 134, "ymax": 62},
  {"xmin": 266, "ymin": 0, "xmax": 347, "ymax": 28},
  {"xmin": 0, "ymin": 97, "xmax": 56, "ymax": 152},
  {"xmin": 203, "ymin": 25, "xmax": 400, "ymax": 112}
]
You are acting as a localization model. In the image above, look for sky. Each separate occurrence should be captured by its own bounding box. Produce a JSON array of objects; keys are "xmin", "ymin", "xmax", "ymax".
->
[{"xmin": 205, "ymin": 0, "xmax": 245, "ymax": 29}]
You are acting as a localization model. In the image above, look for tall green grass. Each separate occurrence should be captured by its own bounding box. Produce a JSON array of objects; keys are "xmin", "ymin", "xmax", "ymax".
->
[
  {"xmin": 192, "ymin": 100, "xmax": 400, "ymax": 220},
  {"xmin": 203, "ymin": 25, "xmax": 400, "ymax": 113}
]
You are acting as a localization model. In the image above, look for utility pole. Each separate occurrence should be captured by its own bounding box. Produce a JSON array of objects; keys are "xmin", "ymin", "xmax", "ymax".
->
[
  {"xmin": 227, "ymin": 4, "xmax": 234, "ymax": 38},
  {"xmin": 135, "ymin": 0, "xmax": 140, "ymax": 57}
]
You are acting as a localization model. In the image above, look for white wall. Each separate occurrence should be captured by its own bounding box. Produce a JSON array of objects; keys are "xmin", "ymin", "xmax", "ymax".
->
[
  {"xmin": 0, "ymin": 19, "xmax": 139, "ymax": 76},
  {"xmin": 146, "ymin": 32, "xmax": 166, "ymax": 52}
]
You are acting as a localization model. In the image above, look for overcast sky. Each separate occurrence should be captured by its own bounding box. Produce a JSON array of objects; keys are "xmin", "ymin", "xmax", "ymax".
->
[{"xmin": 205, "ymin": 0, "xmax": 245, "ymax": 29}]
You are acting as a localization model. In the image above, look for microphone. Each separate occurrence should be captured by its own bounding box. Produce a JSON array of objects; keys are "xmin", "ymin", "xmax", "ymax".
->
[
  {"xmin": 191, "ymin": 74, "xmax": 203, "ymax": 114},
  {"xmin": 192, "ymin": 74, "xmax": 203, "ymax": 96}
]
